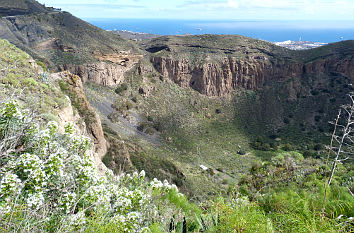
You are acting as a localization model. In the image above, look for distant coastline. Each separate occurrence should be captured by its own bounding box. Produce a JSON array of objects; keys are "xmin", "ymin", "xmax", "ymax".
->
[
  {"xmin": 86, "ymin": 18, "xmax": 354, "ymax": 43},
  {"xmin": 109, "ymin": 29, "xmax": 328, "ymax": 50}
]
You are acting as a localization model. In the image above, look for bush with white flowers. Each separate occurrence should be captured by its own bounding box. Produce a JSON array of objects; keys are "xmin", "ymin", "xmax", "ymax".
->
[{"xmin": 0, "ymin": 100, "xmax": 180, "ymax": 232}]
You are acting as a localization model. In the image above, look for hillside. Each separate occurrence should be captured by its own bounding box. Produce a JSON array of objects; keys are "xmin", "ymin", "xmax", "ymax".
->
[
  {"xmin": 0, "ymin": 0, "xmax": 142, "ymax": 83},
  {"xmin": 1, "ymin": 0, "xmax": 353, "ymax": 198},
  {"xmin": 0, "ymin": 0, "xmax": 48, "ymax": 16},
  {"xmin": 140, "ymin": 35, "xmax": 354, "ymax": 142},
  {"xmin": 144, "ymin": 34, "xmax": 295, "ymax": 59},
  {"xmin": 0, "ymin": 38, "xmax": 108, "ymax": 170},
  {"xmin": 0, "ymin": 38, "xmax": 353, "ymax": 233},
  {"xmin": 0, "ymin": 0, "xmax": 353, "ymax": 231}
]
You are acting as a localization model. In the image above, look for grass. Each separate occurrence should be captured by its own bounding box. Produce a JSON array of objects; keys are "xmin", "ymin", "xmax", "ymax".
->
[
  {"xmin": 138, "ymin": 81, "xmax": 255, "ymax": 198},
  {"xmin": 0, "ymin": 39, "xmax": 68, "ymax": 119},
  {"xmin": 84, "ymin": 74, "xmax": 258, "ymax": 199},
  {"xmin": 81, "ymin": 58, "xmax": 353, "ymax": 204},
  {"xmin": 1, "ymin": 32, "xmax": 353, "ymax": 233},
  {"xmin": 83, "ymin": 62, "xmax": 352, "ymax": 201}
]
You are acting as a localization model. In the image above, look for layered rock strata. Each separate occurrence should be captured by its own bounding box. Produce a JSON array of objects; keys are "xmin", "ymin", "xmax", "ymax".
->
[{"xmin": 151, "ymin": 56, "xmax": 354, "ymax": 96}]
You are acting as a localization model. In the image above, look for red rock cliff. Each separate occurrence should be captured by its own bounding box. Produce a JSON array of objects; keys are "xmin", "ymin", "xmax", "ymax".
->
[{"xmin": 151, "ymin": 56, "xmax": 354, "ymax": 96}]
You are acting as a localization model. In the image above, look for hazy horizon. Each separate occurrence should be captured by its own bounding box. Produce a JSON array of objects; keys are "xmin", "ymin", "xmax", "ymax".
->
[{"xmin": 85, "ymin": 18, "xmax": 354, "ymax": 43}]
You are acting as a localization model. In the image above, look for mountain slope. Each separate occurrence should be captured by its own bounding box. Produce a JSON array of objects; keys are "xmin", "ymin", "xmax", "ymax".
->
[
  {"xmin": 0, "ymin": 0, "xmax": 48, "ymax": 16},
  {"xmin": 1, "ymin": 1, "xmax": 353, "ymax": 200},
  {"xmin": 0, "ymin": 38, "xmax": 108, "ymax": 172},
  {"xmin": 0, "ymin": 0, "xmax": 142, "ymax": 79}
]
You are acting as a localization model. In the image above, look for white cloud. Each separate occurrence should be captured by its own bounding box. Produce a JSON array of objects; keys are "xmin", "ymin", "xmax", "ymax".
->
[
  {"xmin": 228, "ymin": 0, "xmax": 303, "ymax": 9},
  {"xmin": 227, "ymin": 0, "xmax": 354, "ymax": 19},
  {"xmin": 38, "ymin": 0, "xmax": 354, "ymax": 20},
  {"xmin": 227, "ymin": 0, "xmax": 239, "ymax": 8}
]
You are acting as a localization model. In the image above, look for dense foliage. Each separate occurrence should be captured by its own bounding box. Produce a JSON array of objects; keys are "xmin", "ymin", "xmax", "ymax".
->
[
  {"xmin": 0, "ymin": 100, "xmax": 182, "ymax": 232},
  {"xmin": 0, "ymin": 100, "xmax": 353, "ymax": 232}
]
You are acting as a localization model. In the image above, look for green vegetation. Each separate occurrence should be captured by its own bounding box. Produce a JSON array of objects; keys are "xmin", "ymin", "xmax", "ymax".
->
[
  {"xmin": 115, "ymin": 83, "xmax": 129, "ymax": 94},
  {"xmin": 145, "ymin": 34, "xmax": 296, "ymax": 66},
  {"xmin": 0, "ymin": 100, "xmax": 184, "ymax": 232},
  {"xmin": 0, "ymin": 23, "xmax": 353, "ymax": 232},
  {"xmin": 0, "ymin": 39, "xmax": 67, "ymax": 119},
  {"xmin": 58, "ymin": 78, "xmax": 96, "ymax": 123},
  {"xmin": 1, "ymin": 99, "xmax": 352, "ymax": 232}
]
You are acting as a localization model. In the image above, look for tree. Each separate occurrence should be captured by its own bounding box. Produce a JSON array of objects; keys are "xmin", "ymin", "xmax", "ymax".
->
[{"xmin": 322, "ymin": 92, "xmax": 354, "ymax": 216}]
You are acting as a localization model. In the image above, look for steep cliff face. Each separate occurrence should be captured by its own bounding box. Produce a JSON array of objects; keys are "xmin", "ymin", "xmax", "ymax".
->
[
  {"xmin": 303, "ymin": 57, "xmax": 354, "ymax": 79},
  {"xmin": 63, "ymin": 53, "xmax": 143, "ymax": 86},
  {"xmin": 0, "ymin": 38, "xmax": 108, "ymax": 174},
  {"xmin": 147, "ymin": 36, "xmax": 354, "ymax": 96},
  {"xmin": 152, "ymin": 56, "xmax": 306, "ymax": 96},
  {"xmin": 151, "ymin": 55, "xmax": 354, "ymax": 96},
  {"xmin": 56, "ymin": 71, "xmax": 108, "ymax": 160}
]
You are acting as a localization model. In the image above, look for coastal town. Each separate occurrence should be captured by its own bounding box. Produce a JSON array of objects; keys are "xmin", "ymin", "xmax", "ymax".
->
[{"xmin": 273, "ymin": 40, "xmax": 328, "ymax": 50}]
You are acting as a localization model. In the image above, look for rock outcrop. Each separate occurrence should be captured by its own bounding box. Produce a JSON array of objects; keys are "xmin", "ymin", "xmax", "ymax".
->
[
  {"xmin": 63, "ymin": 53, "xmax": 143, "ymax": 86},
  {"xmin": 151, "ymin": 56, "xmax": 354, "ymax": 96},
  {"xmin": 56, "ymin": 71, "xmax": 108, "ymax": 162}
]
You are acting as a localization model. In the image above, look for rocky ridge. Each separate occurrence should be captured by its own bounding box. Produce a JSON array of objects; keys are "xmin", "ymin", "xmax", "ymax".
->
[
  {"xmin": 147, "ymin": 36, "xmax": 354, "ymax": 96},
  {"xmin": 0, "ymin": 0, "xmax": 48, "ymax": 17},
  {"xmin": 2, "ymin": 1, "xmax": 352, "ymax": 99}
]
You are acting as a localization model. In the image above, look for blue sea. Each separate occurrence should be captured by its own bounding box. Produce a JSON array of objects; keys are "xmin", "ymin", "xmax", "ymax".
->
[{"xmin": 85, "ymin": 19, "xmax": 354, "ymax": 43}]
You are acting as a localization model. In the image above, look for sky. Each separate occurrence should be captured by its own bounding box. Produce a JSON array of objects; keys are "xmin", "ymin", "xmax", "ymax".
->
[{"xmin": 37, "ymin": 0, "xmax": 354, "ymax": 20}]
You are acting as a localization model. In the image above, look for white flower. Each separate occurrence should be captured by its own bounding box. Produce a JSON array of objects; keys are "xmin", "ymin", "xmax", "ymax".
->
[
  {"xmin": 0, "ymin": 173, "xmax": 23, "ymax": 198},
  {"xmin": 139, "ymin": 170, "xmax": 146, "ymax": 178},
  {"xmin": 27, "ymin": 192, "xmax": 45, "ymax": 209},
  {"xmin": 47, "ymin": 121, "xmax": 59, "ymax": 135},
  {"xmin": 69, "ymin": 211, "xmax": 86, "ymax": 226}
]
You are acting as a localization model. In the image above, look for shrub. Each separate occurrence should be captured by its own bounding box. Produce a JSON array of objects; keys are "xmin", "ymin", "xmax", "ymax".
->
[
  {"xmin": 126, "ymin": 100, "xmax": 134, "ymax": 110},
  {"xmin": 314, "ymin": 115, "xmax": 321, "ymax": 122},
  {"xmin": 0, "ymin": 100, "xmax": 183, "ymax": 232},
  {"xmin": 36, "ymin": 60, "xmax": 47, "ymax": 71},
  {"xmin": 283, "ymin": 143, "xmax": 293, "ymax": 151},
  {"xmin": 115, "ymin": 83, "xmax": 128, "ymax": 94},
  {"xmin": 145, "ymin": 127, "xmax": 156, "ymax": 135},
  {"xmin": 237, "ymin": 149, "xmax": 246, "ymax": 155},
  {"xmin": 22, "ymin": 78, "xmax": 38, "ymax": 87},
  {"xmin": 283, "ymin": 117, "xmax": 290, "ymax": 124},
  {"xmin": 313, "ymin": 143, "xmax": 324, "ymax": 151},
  {"xmin": 303, "ymin": 150, "xmax": 315, "ymax": 158},
  {"xmin": 0, "ymin": 73, "xmax": 19, "ymax": 86},
  {"xmin": 131, "ymin": 96, "xmax": 138, "ymax": 103},
  {"xmin": 269, "ymin": 141, "xmax": 279, "ymax": 150},
  {"xmin": 252, "ymin": 141, "xmax": 271, "ymax": 151},
  {"xmin": 311, "ymin": 90, "xmax": 319, "ymax": 96}
]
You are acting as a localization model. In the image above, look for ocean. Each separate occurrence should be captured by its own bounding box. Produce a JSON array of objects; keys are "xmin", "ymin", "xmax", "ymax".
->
[{"xmin": 85, "ymin": 19, "xmax": 354, "ymax": 43}]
